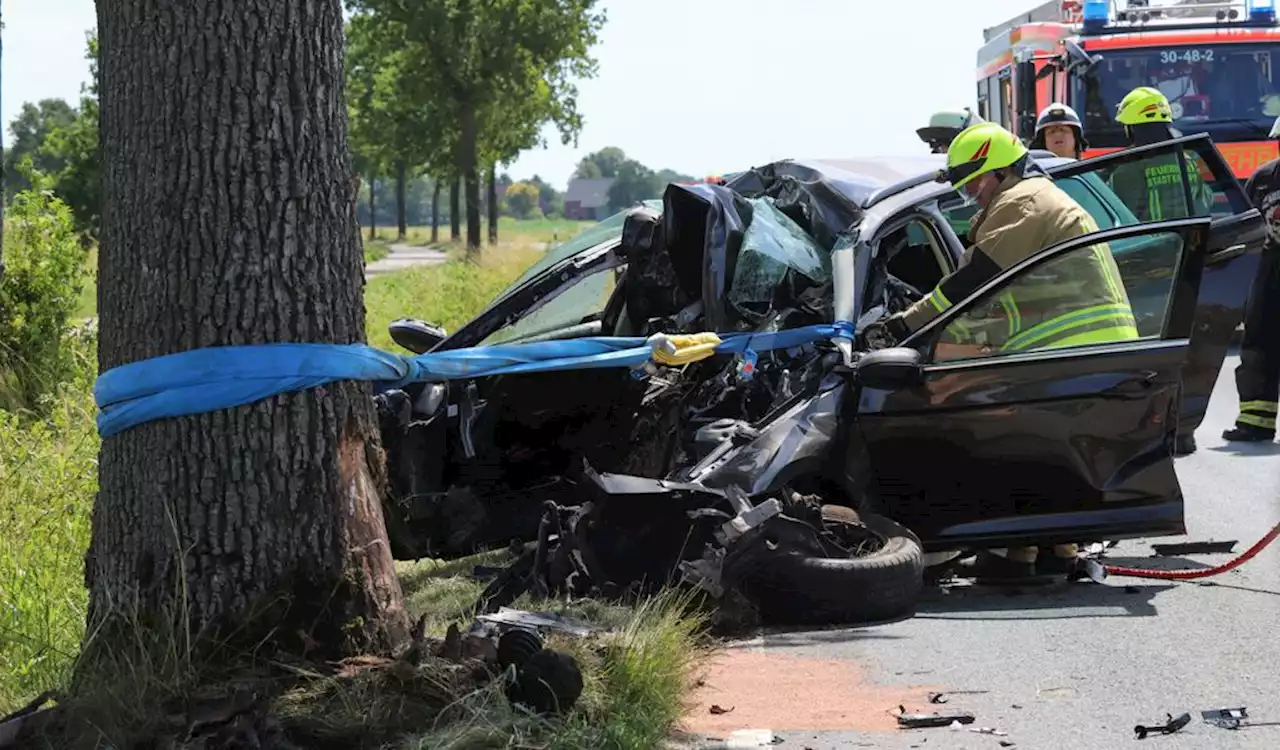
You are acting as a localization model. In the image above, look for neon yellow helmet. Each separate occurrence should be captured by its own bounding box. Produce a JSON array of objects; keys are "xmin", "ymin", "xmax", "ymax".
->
[
  {"xmin": 943, "ymin": 122, "xmax": 1029, "ymax": 189},
  {"xmin": 1115, "ymin": 86, "xmax": 1173, "ymax": 125}
]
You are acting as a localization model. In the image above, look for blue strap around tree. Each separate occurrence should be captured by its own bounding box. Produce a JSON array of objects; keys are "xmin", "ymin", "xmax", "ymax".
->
[{"xmin": 93, "ymin": 322, "xmax": 854, "ymax": 438}]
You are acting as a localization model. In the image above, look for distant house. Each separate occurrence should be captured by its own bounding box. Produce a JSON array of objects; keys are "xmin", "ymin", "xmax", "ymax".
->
[{"xmin": 563, "ymin": 178, "xmax": 615, "ymax": 220}]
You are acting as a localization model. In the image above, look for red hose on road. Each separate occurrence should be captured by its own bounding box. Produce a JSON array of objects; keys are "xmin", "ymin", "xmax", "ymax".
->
[{"xmin": 1099, "ymin": 521, "xmax": 1280, "ymax": 580}]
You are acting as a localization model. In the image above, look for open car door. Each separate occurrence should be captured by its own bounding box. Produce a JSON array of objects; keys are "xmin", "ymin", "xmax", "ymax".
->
[
  {"xmin": 1042, "ymin": 133, "xmax": 1264, "ymax": 438},
  {"xmin": 854, "ymin": 218, "xmax": 1212, "ymax": 551}
]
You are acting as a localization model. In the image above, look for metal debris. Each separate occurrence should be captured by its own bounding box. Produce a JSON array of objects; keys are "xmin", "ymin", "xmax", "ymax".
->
[
  {"xmin": 476, "ymin": 607, "xmax": 599, "ymax": 637},
  {"xmin": 1134, "ymin": 712, "xmax": 1191, "ymax": 739},
  {"xmin": 897, "ymin": 706, "xmax": 977, "ymax": 729},
  {"xmin": 1202, "ymin": 706, "xmax": 1248, "ymax": 730}
]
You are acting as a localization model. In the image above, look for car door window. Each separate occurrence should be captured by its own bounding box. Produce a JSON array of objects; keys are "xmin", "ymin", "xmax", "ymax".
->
[
  {"xmin": 928, "ymin": 227, "xmax": 1188, "ymax": 363},
  {"xmin": 1050, "ymin": 134, "xmax": 1247, "ymax": 225},
  {"xmin": 482, "ymin": 265, "xmax": 618, "ymax": 345},
  {"xmin": 881, "ymin": 219, "xmax": 949, "ymax": 293}
]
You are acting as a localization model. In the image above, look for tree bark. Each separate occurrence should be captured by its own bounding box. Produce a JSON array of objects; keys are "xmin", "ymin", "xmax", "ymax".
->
[
  {"xmin": 487, "ymin": 164, "xmax": 498, "ymax": 245},
  {"xmin": 367, "ymin": 170, "xmax": 377, "ymax": 241},
  {"xmin": 459, "ymin": 99, "xmax": 481, "ymax": 255},
  {"xmin": 90, "ymin": 0, "xmax": 408, "ymax": 662},
  {"xmin": 450, "ymin": 175, "xmax": 460, "ymax": 242},
  {"xmin": 395, "ymin": 159, "xmax": 407, "ymax": 241},
  {"xmin": 431, "ymin": 179, "xmax": 440, "ymax": 244}
]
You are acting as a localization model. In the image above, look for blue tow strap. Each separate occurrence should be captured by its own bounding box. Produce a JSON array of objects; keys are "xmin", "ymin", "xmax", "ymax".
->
[{"xmin": 94, "ymin": 322, "xmax": 854, "ymax": 438}]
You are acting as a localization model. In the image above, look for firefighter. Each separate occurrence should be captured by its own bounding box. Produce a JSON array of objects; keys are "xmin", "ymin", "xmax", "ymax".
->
[
  {"xmin": 1029, "ymin": 103, "xmax": 1087, "ymax": 159},
  {"xmin": 917, "ymin": 108, "xmax": 985, "ymax": 154},
  {"xmin": 877, "ymin": 122, "xmax": 1138, "ymax": 580},
  {"xmin": 1110, "ymin": 85, "xmax": 1213, "ymax": 455},
  {"xmin": 1223, "ymin": 115, "xmax": 1280, "ymax": 443},
  {"xmin": 1110, "ymin": 85, "xmax": 1213, "ymax": 222}
]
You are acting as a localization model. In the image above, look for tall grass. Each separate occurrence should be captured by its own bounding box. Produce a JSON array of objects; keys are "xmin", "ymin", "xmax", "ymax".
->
[{"xmin": 0, "ymin": 346, "xmax": 99, "ymax": 710}]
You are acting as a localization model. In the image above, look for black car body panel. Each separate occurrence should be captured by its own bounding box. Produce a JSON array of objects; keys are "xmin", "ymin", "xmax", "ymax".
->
[{"xmin": 377, "ymin": 137, "xmax": 1257, "ymax": 563}]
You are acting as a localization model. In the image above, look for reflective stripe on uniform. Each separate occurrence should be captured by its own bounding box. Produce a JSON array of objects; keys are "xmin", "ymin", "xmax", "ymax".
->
[
  {"xmin": 998, "ymin": 291, "xmax": 1021, "ymax": 337},
  {"xmin": 928, "ymin": 287, "xmax": 953, "ymax": 313},
  {"xmin": 1093, "ymin": 246, "xmax": 1126, "ymax": 302},
  {"xmin": 1001, "ymin": 303, "xmax": 1139, "ymax": 352},
  {"xmin": 1240, "ymin": 400, "xmax": 1279, "ymax": 414},
  {"xmin": 1235, "ymin": 400, "xmax": 1279, "ymax": 431},
  {"xmin": 1237, "ymin": 413, "xmax": 1278, "ymax": 430}
]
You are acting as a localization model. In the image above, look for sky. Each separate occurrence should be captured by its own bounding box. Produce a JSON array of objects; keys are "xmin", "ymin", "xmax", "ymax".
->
[{"xmin": 2, "ymin": 0, "xmax": 1044, "ymax": 190}]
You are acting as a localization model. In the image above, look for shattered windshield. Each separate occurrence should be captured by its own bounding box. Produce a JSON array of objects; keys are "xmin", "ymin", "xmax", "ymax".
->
[{"xmin": 728, "ymin": 198, "xmax": 832, "ymax": 323}]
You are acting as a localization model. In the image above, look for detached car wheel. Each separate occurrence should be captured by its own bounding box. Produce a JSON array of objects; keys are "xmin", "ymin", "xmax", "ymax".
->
[{"xmin": 741, "ymin": 506, "xmax": 924, "ymax": 626}]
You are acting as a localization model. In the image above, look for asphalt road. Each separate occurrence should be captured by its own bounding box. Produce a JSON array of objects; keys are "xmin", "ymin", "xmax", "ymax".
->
[{"xmin": 703, "ymin": 352, "xmax": 1280, "ymax": 749}]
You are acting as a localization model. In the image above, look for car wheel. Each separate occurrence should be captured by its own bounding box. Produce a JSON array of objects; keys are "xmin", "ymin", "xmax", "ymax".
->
[{"xmin": 740, "ymin": 506, "xmax": 925, "ymax": 626}]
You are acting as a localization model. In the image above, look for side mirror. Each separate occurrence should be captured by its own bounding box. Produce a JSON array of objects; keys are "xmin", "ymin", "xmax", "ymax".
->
[
  {"xmin": 855, "ymin": 347, "xmax": 923, "ymax": 390},
  {"xmin": 389, "ymin": 318, "xmax": 447, "ymax": 354},
  {"xmin": 1064, "ymin": 40, "xmax": 1102, "ymax": 73}
]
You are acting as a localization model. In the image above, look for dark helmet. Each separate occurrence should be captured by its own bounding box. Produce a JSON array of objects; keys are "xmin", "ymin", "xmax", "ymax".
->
[{"xmin": 1031, "ymin": 103, "xmax": 1088, "ymax": 152}]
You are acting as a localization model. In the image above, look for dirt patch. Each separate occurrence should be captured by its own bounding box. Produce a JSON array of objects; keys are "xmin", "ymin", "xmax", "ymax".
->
[{"xmin": 681, "ymin": 647, "xmax": 939, "ymax": 734}]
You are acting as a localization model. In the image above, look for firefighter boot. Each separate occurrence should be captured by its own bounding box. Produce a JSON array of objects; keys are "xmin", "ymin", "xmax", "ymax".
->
[
  {"xmin": 964, "ymin": 547, "xmax": 1042, "ymax": 584},
  {"xmin": 1174, "ymin": 433, "xmax": 1197, "ymax": 456},
  {"xmin": 1035, "ymin": 543, "xmax": 1080, "ymax": 576},
  {"xmin": 1223, "ymin": 423, "xmax": 1276, "ymax": 441}
]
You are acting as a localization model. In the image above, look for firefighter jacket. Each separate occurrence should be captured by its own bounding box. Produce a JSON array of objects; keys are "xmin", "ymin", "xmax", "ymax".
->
[
  {"xmin": 1108, "ymin": 152, "xmax": 1214, "ymax": 222},
  {"xmin": 901, "ymin": 173, "xmax": 1138, "ymax": 352}
]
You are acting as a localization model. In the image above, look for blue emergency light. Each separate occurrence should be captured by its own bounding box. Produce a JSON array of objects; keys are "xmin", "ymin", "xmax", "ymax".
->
[
  {"xmin": 1249, "ymin": 0, "xmax": 1277, "ymax": 23},
  {"xmin": 1083, "ymin": 0, "xmax": 1110, "ymax": 32}
]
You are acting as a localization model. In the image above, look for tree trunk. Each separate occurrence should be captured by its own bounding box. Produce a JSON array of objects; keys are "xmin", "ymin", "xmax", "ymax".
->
[
  {"xmin": 395, "ymin": 159, "xmax": 407, "ymax": 241},
  {"xmin": 450, "ymin": 175, "xmax": 460, "ymax": 242},
  {"xmin": 487, "ymin": 164, "xmax": 498, "ymax": 245},
  {"xmin": 90, "ymin": 0, "xmax": 408, "ymax": 663},
  {"xmin": 367, "ymin": 170, "xmax": 377, "ymax": 241},
  {"xmin": 459, "ymin": 99, "xmax": 482, "ymax": 255},
  {"xmin": 431, "ymin": 179, "xmax": 440, "ymax": 244}
]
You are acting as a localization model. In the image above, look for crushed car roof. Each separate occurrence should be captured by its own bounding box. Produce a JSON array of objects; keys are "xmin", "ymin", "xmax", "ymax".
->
[{"xmin": 772, "ymin": 152, "xmax": 1077, "ymax": 210}]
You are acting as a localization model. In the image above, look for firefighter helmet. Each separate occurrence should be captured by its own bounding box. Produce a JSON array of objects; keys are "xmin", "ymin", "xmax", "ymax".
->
[
  {"xmin": 1033, "ymin": 103, "xmax": 1089, "ymax": 148},
  {"xmin": 918, "ymin": 108, "xmax": 986, "ymax": 152},
  {"xmin": 943, "ymin": 122, "xmax": 1029, "ymax": 189},
  {"xmin": 1115, "ymin": 86, "xmax": 1173, "ymax": 125}
]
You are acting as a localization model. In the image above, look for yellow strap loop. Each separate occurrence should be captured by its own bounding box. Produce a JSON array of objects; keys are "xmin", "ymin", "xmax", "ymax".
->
[{"xmin": 648, "ymin": 332, "xmax": 723, "ymax": 366}]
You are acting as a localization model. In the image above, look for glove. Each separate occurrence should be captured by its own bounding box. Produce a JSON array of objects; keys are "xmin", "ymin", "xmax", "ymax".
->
[{"xmin": 862, "ymin": 314, "xmax": 911, "ymax": 350}]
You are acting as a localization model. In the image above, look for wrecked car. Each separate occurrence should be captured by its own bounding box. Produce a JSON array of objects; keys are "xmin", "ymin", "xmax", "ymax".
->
[{"xmin": 375, "ymin": 132, "xmax": 1262, "ymax": 624}]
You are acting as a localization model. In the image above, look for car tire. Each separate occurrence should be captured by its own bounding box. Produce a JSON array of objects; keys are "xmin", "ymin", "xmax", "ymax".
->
[{"xmin": 741, "ymin": 507, "xmax": 925, "ymax": 626}]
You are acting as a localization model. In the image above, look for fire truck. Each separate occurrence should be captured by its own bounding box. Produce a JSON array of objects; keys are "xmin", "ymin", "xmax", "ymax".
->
[{"xmin": 978, "ymin": 0, "xmax": 1280, "ymax": 178}]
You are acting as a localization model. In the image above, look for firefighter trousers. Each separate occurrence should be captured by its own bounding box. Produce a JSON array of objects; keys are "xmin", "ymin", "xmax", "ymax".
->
[{"xmin": 1234, "ymin": 246, "xmax": 1280, "ymax": 434}]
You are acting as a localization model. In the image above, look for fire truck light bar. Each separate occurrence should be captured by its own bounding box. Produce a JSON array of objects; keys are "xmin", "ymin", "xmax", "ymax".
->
[{"xmin": 1083, "ymin": 0, "xmax": 1109, "ymax": 31}]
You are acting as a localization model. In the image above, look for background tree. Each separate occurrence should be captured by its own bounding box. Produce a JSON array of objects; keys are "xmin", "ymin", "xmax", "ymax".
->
[
  {"xmin": 572, "ymin": 145, "xmax": 627, "ymax": 179},
  {"xmin": 607, "ymin": 159, "xmax": 660, "ymax": 212},
  {"xmin": 505, "ymin": 181, "xmax": 542, "ymax": 219},
  {"xmin": 40, "ymin": 31, "xmax": 101, "ymax": 240},
  {"xmin": 349, "ymin": 0, "xmax": 606, "ymax": 255},
  {"xmin": 90, "ymin": 0, "xmax": 408, "ymax": 662},
  {"xmin": 528, "ymin": 174, "xmax": 563, "ymax": 217},
  {"xmin": 4, "ymin": 99, "xmax": 77, "ymax": 198}
]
